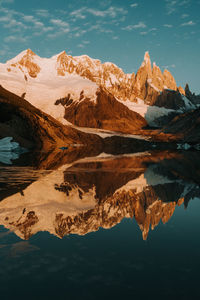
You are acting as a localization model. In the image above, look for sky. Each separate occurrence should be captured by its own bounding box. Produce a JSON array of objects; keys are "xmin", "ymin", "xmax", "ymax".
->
[{"xmin": 0, "ymin": 0, "xmax": 199, "ymax": 93}]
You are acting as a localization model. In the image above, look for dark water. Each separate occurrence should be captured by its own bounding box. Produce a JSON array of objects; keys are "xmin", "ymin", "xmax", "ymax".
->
[{"xmin": 0, "ymin": 150, "xmax": 200, "ymax": 300}]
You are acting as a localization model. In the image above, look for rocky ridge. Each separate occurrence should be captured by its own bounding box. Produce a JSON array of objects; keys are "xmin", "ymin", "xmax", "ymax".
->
[
  {"xmin": 0, "ymin": 49, "xmax": 197, "ymax": 130},
  {"xmin": 1, "ymin": 49, "xmax": 188, "ymax": 103}
]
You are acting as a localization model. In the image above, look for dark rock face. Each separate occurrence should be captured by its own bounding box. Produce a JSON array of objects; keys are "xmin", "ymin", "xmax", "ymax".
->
[
  {"xmin": 153, "ymin": 89, "xmax": 185, "ymax": 110},
  {"xmin": 163, "ymin": 107, "xmax": 200, "ymax": 143},
  {"xmin": 63, "ymin": 88, "xmax": 147, "ymax": 133},
  {"xmin": 152, "ymin": 112, "xmax": 179, "ymax": 128},
  {"xmin": 185, "ymin": 84, "xmax": 200, "ymax": 105},
  {"xmin": 0, "ymin": 86, "xmax": 102, "ymax": 151}
]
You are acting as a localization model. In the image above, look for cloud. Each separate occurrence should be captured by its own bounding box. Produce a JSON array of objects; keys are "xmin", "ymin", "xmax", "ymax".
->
[
  {"xmin": 82, "ymin": 40, "xmax": 90, "ymax": 44},
  {"xmin": 165, "ymin": 0, "xmax": 191, "ymax": 15},
  {"xmin": 4, "ymin": 18, "xmax": 27, "ymax": 30},
  {"xmin": 48, "ymin": 19, "xmax": 70, "ymax": 35},
  {"xmin": 165, "ymin": 0, "xmax": 178, "ymax": 14},
  {"xmin": 23, "ymin": 15, "xmax": 36, "ymax": 22},
  {"xmin": 0, "ymin": 15, "xmax": 10, "ymax": 22},
  {"xmin": 4, "ymin": 35, "xmax": 27, "ymax": 43},
  {"xmin": 70, "ymin": 6, "xmax": 127, "ymax": 20},
  {"xmin": 50, "ymin": 19, "xmax": 69, "ymax": 28},
  {"xmin": 149, "ymin": 27, "xmax": 157, "ymax": 31},
  {"xmin": 181, "ymin": 20, "xmax": 196, "ymax": 26},
  {"xmin": 74, "ymin": 29, "xmax": 86, "ymax": 37},
  {"xmin": 163, "ymin": 64, "xmax": 176, "ymax": 69},
  {"xmin": 0, "ymin": 49, "xmax": 6, "ymax": 56},
  {"xmin": 130, "ymin": 3, "xmax": 138, "ymax": 7},
  {"xmin": 122, "ymin": 22, "xmax": 146, "ymax": 31},
  {"xmin": 70, "ymin": 8, "xmax": 86, "ymax": 19},
  {"xmin": 87, "ymin": 8, "xmax": 107, "ymax": 17},
  {"xmin": 35, "ymin": 9, "xmax": 49, "ymax": 18},
  {"xmin": 92, "ymin": 6, "xmax": 127, "ymax": 18},
  {"xmin": 179, "ymin": 0, "xmax": 190, "ymax": 5},
  {"xmin": 0, "ymin": 0, "xmax": 14, "ymax": 3},
  {"xmin": 181, "ymin": 13, "xmax": 189, "ymax": 18},
  {"xmin": 163, "ymin": 24, "xmax": 173, "ymax": 28}
]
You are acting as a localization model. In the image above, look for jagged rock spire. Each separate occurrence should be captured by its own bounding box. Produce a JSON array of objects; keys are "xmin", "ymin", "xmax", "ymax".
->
[{"xmin": 144, "ymin": 51, "xmax": 151, "ymax": 64}]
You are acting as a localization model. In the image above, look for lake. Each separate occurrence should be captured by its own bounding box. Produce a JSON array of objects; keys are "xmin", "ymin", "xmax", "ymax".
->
[{"xmin": 0, "ymin": 149, "xmax": 200, "ymax": 300}]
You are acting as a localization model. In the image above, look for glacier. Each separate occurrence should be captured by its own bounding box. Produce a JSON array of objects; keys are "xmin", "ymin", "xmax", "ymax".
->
[
  {"xmin": 0, "ymin": 137, "xmax": 20, "ymax": 151},
  {"xmin": 0, "ymin": 137, "xmax": 26, "ymax": 165}
]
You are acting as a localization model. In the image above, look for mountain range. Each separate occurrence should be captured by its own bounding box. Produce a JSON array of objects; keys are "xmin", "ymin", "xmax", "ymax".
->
[{"xmin": 0, "ymin": 49, "xmax": 200, "ymax": 151}]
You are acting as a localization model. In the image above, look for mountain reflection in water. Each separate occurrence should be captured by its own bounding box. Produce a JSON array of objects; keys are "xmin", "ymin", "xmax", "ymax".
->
[{"xmin": 0, "ymin": 150, "xmax": 199, "ymax": 240}]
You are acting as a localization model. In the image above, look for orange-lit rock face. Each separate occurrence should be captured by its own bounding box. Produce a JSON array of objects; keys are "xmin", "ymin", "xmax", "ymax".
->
[
  {"xmin": 178, "ymin": 86, "xmax": 185, "ymax": 95},
  {"xmin": 131, "ymin": 52, "xmax": 178, "ymax": 104},
  {"xmin": 152, "ymin": 63, "xmax": 164, "ymax": 90},
  {"xmin": 56, "ymin": 51, "xmax": 133, "ymax": 101},
  {"xmin": 57, "ymin": 51, "xmax": 72, "ymax": 76},
  {"xmin": 163, "ymin": 69, "xmax": 177, "ymax": 90},
  {"xmin": 18, "ymin": 49, "xmax": 40, "ymax": 78},
  {"xmin": 8, "ymin": 49, "xmax": 41, "ymax": 78},
  {"xmin": 63, "ymin": 88, "xmax": 147, "ymax": 133}
]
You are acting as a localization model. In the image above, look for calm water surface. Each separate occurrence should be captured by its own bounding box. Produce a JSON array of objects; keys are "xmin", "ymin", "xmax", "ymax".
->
[{"xmin": 0, "ymin": 150, "xmax": 200, "ymax": 300}]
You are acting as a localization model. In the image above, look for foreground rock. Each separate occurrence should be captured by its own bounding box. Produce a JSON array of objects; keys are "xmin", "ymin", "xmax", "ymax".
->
[
  {"xmin": 163, "ymin": 107, "xmax": 200, "ymax": 143},
  {"xmin": 0, "ymin": 86, "xmax": 102, "ymax": 151}
]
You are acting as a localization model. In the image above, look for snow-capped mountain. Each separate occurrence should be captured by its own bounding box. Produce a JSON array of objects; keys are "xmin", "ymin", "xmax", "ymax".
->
[{"xmin": 0, "ymin": 49, "xmax": 197, "ymax": 129}]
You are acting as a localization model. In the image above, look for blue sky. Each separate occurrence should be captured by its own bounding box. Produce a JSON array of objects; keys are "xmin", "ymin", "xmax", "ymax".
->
[{"xmin": 0, "ymin": 0, "xmax": 199, "ymax": 93}]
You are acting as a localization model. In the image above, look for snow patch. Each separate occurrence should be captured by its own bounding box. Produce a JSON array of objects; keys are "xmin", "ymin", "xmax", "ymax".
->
[
  {"xmin": 181, "ymin": 95, "xmax": 196, "ymax": 109},
  {"xmin": 117, "ymin": 98, "xmax": 175, "ymax": 126}
]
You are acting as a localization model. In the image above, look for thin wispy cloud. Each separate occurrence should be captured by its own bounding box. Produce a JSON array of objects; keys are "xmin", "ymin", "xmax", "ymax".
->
[
  {"xmin": 179, "ymin": 0, "xmax": 190, "ymax": 5},
  {"xmin": 35, "ymin": 9, "xmax": 49, "ymax": 18},
  {"xmin": 165, "ymin": 0, "xmax": 191, "ymax": 15},
  {"xmin": 163, "ymin": 64, "xmax": 176, "ymax": 69},
  {"xmin": 70, "ymin": 8, "xmax": 86, "ymax": 20},
  {"xmin": 122, "ymin": 22, "xmax": 146, "ymax": 31},
  {"xmin": 163, "ymin": 24, "xmax": 173, "ymax": 27},
  {"xmin": 77, "ymin": 40, "xmax": 90, "ymax": 48},
  {"xmin": 165, "ymin": 0, "xmax": 178, "ymax": 15},
  {"xmin": 0, "ymin": 15, "xmax": 10, "ymax": 22},
  {"xmin": 70, "ymin": 6, "xmax": 127, "ymax": 20},
  {"xmin": 77, "ymin": 43, "xmax": 85, "ymax": 48},
  {"xmin": 0, "ymin": 0, "xmax": 14, "ymax": 3},
  {"xmin": 138, "ymin": 27, "xmax": 157, "ymax": 36},
  {"xmin": 130, "ymin": 3, "xmax": 138, "ymax": 8},
  {"xmin": 181, "ymin": 13, "xmax": 189, "ymax": 18},
  {"xmin": 4, "ymin": 19, "xmax": 26, "ymax": 29},
  {"xmin": 4, "ymin": 35, "xmax": 27, "ymax": 43},
  {"xmin": 23, "ymin": 15, "xmax": 37, "ymax": 22},
  {"xmin": 181, "ymin": 20, "xmax": 196, "ymax": 26},
  {"xmin": 50, "ymin": 19, "xmax": 69, "ymax": 28}
]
